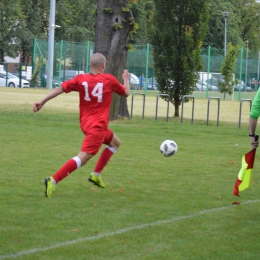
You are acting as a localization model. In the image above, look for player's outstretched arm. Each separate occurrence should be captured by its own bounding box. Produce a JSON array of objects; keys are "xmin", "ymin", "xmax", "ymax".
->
[
  {"xmin": 122, "ymin": 69, "xmax": 130, "ymax": 97},
  {"xmin": 33, "ymin": 86, "xmax": 65, "ymax": 112},
  {"xmin": 249, "ymin": 117, "xmax": 259, "ymax": 149}
]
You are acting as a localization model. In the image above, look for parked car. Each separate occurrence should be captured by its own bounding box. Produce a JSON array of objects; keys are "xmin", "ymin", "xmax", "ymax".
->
[
  {"xmin": 146, "ymin": 84, "xmax": 157, "ymax": 90},
  {"xmin": 12, "ymin": 72, "xmax": 27, "ymax": 80},
  {"xmin": 56, "ymin": 70, "xmax": 84, "ymax": 78},
  {"xmin": 196, "ymin": 83, "xmax": 206, "ymax": 91},
  {"xmin": 0, "ymin": 72, "xmax": 30, "ymax": 88},
  {"xmin": 198, "ymin": 79, "xmax": 218, "ymax": 91},
  {"xmin": 244, "ymin": 85, "xmax": 253, "ymax": 92},
  {"xmin": 147, "ymin": 77, "xmax": 159, "ymax": 89},
  {"xmin": 234, "ymin": 84, "xmax": 252, "ymax": 92},
  {"xmin": 129, "ymin": 73, "xmax": 139, "ymax": 89},
  {"xmin": 130, "ymin": 73, "xmax": 139, "ymax": 85},
  {"xmin": 205, "ymin": 77, "xmax": 224, "ymax": 88},
  {"xmin": 37, "ymin": 75, "xmax": 60, "ymax": 88},
  {"xmin": 54, "ymin": 76, "xmax": 74, "ymax": 83},
  {"xmin": 210, "ymin": 85, "xmax": 219, "ymax": 91},
  {"xmin": 49, "ymin": 76, "xmax": 74, "ymax": 88}
]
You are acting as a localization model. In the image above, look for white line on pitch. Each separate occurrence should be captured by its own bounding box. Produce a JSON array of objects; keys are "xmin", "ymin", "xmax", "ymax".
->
[{"xmin": 0, "ymin": 199, "xmax": 259, "ymax": 260}]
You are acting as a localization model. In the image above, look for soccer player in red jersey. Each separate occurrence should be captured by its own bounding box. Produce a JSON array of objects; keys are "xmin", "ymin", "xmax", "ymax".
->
[{"xmin": 33, "ymin": 53, "xmax": 130, "ymax": 198}]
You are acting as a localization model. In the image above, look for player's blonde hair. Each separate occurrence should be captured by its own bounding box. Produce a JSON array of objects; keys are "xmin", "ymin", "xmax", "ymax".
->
[{"xmin": 90, "ymin": 53, "xmax": 106, "ymax": 68}]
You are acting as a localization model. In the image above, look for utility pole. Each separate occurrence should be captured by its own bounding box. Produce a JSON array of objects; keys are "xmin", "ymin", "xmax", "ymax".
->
[
  {"xmin": 222, "ymin": 11, "xmax": 229, "ymax": 56},
  {"xmin": 245, "ymin": 40, "xmax": 249, "ymax": 89},
  {"xmin": 47, "ymin": 0, "xmax": 56, "ymax": 90}
]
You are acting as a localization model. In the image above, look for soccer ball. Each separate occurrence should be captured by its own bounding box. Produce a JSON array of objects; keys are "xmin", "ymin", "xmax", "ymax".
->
[{"xmin": 160, "ymin": 140, "xmax": 178, "ymax": 157}]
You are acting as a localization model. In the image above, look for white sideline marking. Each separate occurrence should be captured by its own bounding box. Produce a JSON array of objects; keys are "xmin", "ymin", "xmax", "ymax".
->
[{"xmin": 0, "ymin": 199, "xmax": 259, "ymax": 259}]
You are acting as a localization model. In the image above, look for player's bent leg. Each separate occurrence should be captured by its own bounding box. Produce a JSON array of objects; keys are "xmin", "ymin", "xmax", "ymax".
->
[
  {"xmin": 43, "ymin": 153, "xmax": 92, "ymax": 198},
  {"xmin": 76, "ymin": 151, "xmax": 106, "ymax": 188},
  {"xmin": 108, "ymin": 133, "xmax": 121, "ymax": 149},
  {"xmin": 89, "ymin": 134, "xmax": 120, "ymax": 188},
  {"xmin": 77, "ymin": 151, "xmax": 93, "ymax": 166}
]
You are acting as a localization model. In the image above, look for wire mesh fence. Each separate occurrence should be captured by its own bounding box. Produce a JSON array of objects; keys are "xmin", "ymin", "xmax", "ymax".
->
[{"xmin": 1, "ymin": 39, "xmax": 260, "ymax": 99}]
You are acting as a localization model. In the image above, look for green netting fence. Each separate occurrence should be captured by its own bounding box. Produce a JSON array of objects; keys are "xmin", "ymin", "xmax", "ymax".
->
[
  {"xmin": 2, "ymin": 38, "xmax": 260, "ymax": 98},
  {"xmin": 31, "ymin": 39, "xmax": 95, "ymax": 88}
]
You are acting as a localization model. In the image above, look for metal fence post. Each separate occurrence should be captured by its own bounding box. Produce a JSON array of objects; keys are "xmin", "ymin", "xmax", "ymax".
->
[
  {"xmin": 130, "ymin": 92, "xmax": 146, "ymax": 119},
  {"xmin": 238, "ymin": 99, "xmax": 252, "ymax": 128},
  {"xmin": 18, "ymin": 62, "xmax": 22, "ymax": 88},
  {"xmin": 155, "ymin": 94, "xmax": 170, "ymax": 122},
  {"xmin": 207, "ymin": 97, "xmax": 220, "ymax": 127},
  {"xmin": 181, "ymin": 95, "xmax": 195, "ymax": 124}
]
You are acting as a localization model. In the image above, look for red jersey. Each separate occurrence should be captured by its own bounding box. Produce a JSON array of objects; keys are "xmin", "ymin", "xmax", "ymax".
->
[{"xmin": 62, "ymin": 73, "xmax": 126, "ymax": 132}]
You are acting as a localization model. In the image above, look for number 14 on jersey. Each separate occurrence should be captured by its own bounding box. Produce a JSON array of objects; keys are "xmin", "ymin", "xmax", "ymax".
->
[{"xmin": 83, "ymin": 82, "xmax": 103, "ymax": 102}]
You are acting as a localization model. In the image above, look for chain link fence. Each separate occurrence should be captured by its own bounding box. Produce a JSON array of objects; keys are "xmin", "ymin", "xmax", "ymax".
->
[{"xmin": 1, "ymin": 39, "xmax": 260, "ymax": 98}]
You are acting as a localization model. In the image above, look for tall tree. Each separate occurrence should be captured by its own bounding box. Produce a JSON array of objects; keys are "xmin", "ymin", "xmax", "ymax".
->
[
  {"xmin": 94, "ymin": 0, "xmax": 135, "ymax": 119},
  {"xmin": 19, "ymin": 0, "xmax": 49, "ymax": 64},
  {"xmin": 233, "ymin": 0, "xmax": 260, "ymax": 50},
  {"xmin": 218, "ymin": 43, "xmax": 240, "ymax": 100},
  {"xmin": 129, "ymin": 0, "xmax": 154, "ymax": 45},
  {"xmin": 151, "ymin": 0, "xmax": 210, "ymax": 117},
  {"xmin": 204, "ymin": 0, "xmax": 260, "ymax": 51},
  {"xmin": 55, "ymin": 0, "xmax": 96, "ymax": 42},
  {"xmin": 203, "ymin": 0, "xmax": 241, "ymax": 49},
  {"xmin": 0, "ymin": 0, "xmax": 24, "ymax": 62}
]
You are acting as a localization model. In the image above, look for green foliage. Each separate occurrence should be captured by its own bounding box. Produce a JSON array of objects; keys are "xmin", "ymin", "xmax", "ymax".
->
[
  {"xmin": 3, "ymin": 0, "xmax": 260, "ymax": 65},
  {"xmin": 18, "ymin": 0, "xmax": 49, "ymax": 63},
  {"xmin": 204, "ymin": 0, "xmax": 260, "ymax": 51},
  {"xmin": 112, "ymin": 23, "xmax": 123, "ymax": 30},
  {"xmin": 122, "ymin": 7, "xmax": 130, "ymax": 12},
  {"xmin": 92, "ymin": 7, "xmax": 97, "ymax": 15},
  {"xmin": 126, "ymin": 43, "xmax": 135, "ymax": 51},
  {"xmin": 54, "ymin": 0, "xmax": 96, "ymax": 42},
  {"xmin": 151, "ymin": 0, "xmax": 210, "ymax": 117},
  {"xmin": 103, "ymin": 7, "xmax": 113, "ymax": 13},
  {"xmin": 128, "ymin": 0, "xmax": 155, "ymax": 44},
  {"xmin": 0, "ymin": 0, "xmax": 25, "ymax": 61},
  {"xmin": 232, "ymin": 0, "xmax": 260, "ymax": 50},
  {"xmin": 30, "ymin": 57, "xmax": 43, "ymax": 87},
  {"xmin": 203, "ymin": 1, "xmax": 241, "ymax": 48},
  {"xmin": 130, "ymin": 22, "xmax": 139, "ymax": 33},
  {"xmin": 218, "ymin": 43, "xmax": 240, "ymax": 98}
]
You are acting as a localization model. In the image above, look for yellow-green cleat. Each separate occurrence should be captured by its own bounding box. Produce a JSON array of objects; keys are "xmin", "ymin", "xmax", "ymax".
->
[
  {"xmin": 88, "ymin": 172, "xmax": 105, "ymax": 188},
  {"xmin": 43, "ymin": 177, "xmax": 56, "ymax": 198}
]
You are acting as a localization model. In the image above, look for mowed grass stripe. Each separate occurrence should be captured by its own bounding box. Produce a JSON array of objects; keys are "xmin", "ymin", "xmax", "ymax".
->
[{"xmin": 0, "ymin": 199, "xmax": 259, "ymax": 260}]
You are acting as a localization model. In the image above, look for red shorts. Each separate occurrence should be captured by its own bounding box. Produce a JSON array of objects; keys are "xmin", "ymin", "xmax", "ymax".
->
[{"xmin": 81, "ymin": 127, "xmax": 114, "ymax": 155}]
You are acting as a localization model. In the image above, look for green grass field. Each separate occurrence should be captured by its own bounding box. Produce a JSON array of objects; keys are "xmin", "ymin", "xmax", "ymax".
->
[{"xmin": 0, "ymin": 87, "xmax": 260, "ymax": 260}]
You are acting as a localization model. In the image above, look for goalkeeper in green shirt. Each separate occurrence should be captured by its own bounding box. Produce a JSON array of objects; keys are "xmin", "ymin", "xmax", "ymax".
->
[{"xmin": 249, "ymin": 89, "xmax": 260, "ymax": 149}]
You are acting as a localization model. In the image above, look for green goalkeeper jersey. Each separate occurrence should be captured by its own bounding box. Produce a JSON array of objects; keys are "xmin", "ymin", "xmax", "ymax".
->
[{"xmin": 250, "ymin": 88, "xmax": 260, "ymax": 120}]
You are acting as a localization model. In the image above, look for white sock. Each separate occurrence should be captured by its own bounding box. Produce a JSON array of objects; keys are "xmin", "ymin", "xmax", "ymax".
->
[
  {"xmin": 51, "ymin": 177, "xmax": 57, "ymax": 185},
  {"xmin": 107, "ymin": 145, "xmax": 117, "ymax": 153}
]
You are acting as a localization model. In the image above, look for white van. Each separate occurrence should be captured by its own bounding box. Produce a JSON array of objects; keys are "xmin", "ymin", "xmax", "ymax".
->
[{"xmin": 129, "ymin": 73, "xmax": 139, "ymax": 89}]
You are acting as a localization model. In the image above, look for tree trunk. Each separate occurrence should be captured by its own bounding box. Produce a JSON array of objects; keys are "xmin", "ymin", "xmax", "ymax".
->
[
  {"xmin": 95, "ymin": 0, "xmax": 133, "ymax": 120},
  {"xmin": 118, "ymin": 95, "xmax": 130, "ymax": 118},
  {"xmin": 21, "ymin": 44, "xmax": 28, "ymax": 65},
  {"xmin": 0, "ymin": 50, "xmax": 4, "ymax": 63},
  {"xmin": 174, "ymin": 102, "xmax": 179, "ymax": 117}
]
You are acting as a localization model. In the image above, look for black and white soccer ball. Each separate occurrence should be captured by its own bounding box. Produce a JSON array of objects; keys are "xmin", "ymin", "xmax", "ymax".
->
[{"xmin": 160, "ymin": 140, "xmax": 178, "ymax": 157}]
